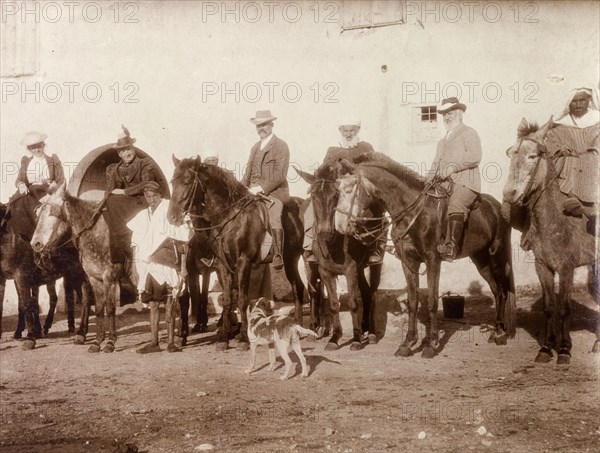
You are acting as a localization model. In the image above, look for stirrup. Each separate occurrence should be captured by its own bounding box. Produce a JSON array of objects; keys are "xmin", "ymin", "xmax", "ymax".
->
[
  {"xmin": 272, "ymin": 254, "xmax": 283, "ymax": 270},
  {"xmin": 368, "ymin": 254, "xmax": 383, "ymax": 266},
  {"xmin": 304, "ymin": 251, "xmax": 317, "ymax": 263}
]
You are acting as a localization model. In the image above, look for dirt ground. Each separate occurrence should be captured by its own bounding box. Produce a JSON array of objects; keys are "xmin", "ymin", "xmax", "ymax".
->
[{"xmin": 1, "ymin": 278, "xmax": 599, "ymax": 453}]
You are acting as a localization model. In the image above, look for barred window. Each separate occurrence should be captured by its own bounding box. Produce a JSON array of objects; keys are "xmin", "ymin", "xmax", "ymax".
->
[{"xmin": 411, "ymin": 105, "xmax": 440, "ymax": 143}]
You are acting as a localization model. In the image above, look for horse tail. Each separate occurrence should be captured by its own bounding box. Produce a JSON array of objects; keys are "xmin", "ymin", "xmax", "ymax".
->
[{"xmin": 504, "ymin": 254, "xmax": 517, "ymax": 338}]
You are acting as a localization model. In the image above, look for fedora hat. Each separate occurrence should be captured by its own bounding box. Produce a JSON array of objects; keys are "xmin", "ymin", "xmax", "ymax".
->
[
  {"xmin": 437, "ymin": 97, "xmax": 466, "ymax": 114},
  {"xmin": 21, "ymin": 131, "xmax": 47, "ymax": 147},
  {"xmin": 113, "ymin": 125, "xmax": 136, "ymax": 150},
  {"xmin": 250, "ymin": 110, "xmax": 277, "ymax": 126}
]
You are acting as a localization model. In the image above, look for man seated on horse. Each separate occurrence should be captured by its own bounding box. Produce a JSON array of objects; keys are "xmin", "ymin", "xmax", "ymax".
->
[
  {"xmin": 241, "ymin": 110, "xmax": 289, "ymax": 271},
  {"xmin": 427, "ymin": 97, "xmax": 482, "ymax": 262},
  {"xmin": 303, "ymin": 119, "xmax": 384, "ymax": 265},
  {"xmin": 5, "ymin": 131, "xmax": 65, "ymax": 240},
  {"xmin": 128, "ymin": 181, "xmax": 192, "ymax": 353},
  {"xmin": 545, "ymin": 85, "xmax": 599, "ymax": 223},
  {"xmin": 102, "ymin": 126, "xmax": 158, "ymax": 265}
]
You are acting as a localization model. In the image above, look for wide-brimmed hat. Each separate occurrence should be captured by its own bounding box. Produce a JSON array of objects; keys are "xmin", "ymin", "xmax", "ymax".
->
[
  {"xmin": 143, "ymin": 181, "xmax": 161, "ymax": 194},
  {"xmin": 204, "ymin": 155, "xmax": 219, "ymax": 165},
  {"xmin": 113, "ymin": 125, "xmax": 136, "ymax": 150},
  {"xmin": 250, "ymin": 110, "xmax": 277, "ymax": 126},
  {"xmin": 437, "ymin": 97, "xmax": 467, "ymax": 114},
  {"xmin": 21, "ymin": 131, "xmax": 47, "ymax": 147}
]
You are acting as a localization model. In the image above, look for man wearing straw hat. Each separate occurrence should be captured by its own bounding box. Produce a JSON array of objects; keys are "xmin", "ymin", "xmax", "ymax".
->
[
  {"xmin": 242, "ymin": 110, "xmax": 290, "ymax": 271},
  {"xmin": 427, "ymin": 97, "xmax": 482, "ymax": 262}
]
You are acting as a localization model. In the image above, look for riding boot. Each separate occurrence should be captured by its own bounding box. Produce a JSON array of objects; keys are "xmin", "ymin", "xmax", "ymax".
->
[
  {"xmin": 368, "ymin": 238, "xmax": 385, "ymax": 266},
  {"xmin": 437, "ymin": 214, "xmax": 464, "ymax": 262},
  {"xmin": 304, "ymin": 249, "xmax": 317, "ymax": 264},
  {"xmin": 272, "ymin": 228, "xmax": 284, "ymax": 271}
]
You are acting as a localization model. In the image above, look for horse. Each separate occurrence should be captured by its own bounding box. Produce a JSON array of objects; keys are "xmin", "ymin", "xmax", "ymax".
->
[
  {"xmin": 167, "ymin": 156, "xmax": 305, "ymax": 351},
  {"xmin": 334, "ymin": 152, "xmax": 516, "ymax": 358},
  {"xmin": 503, "ymin": 118, "xmax": 599, "ymax": 364},
  {"xmin": 30, "ymin": 184, "xmax": 123, "ymax": 353},
  {"xmin": 296, "ymin": 158, "xmax": 383, "ymax": 351},
  {"xmin": 1, "ymin": 203, "xmax": 91, "ymax": 349}
]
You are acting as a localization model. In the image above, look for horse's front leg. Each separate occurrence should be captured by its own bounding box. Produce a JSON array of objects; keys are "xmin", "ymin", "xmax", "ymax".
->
[
  {"xmin": 345, "ymin": 264, "xmax": 363, "ymax": 351},
  {"xmin": 75, "ymin": 280, "xmax": 93, "ymax": 345},
  {"xmin": 88, "ymin": 278, "xmax": 105, "ymax": 353},
  {"xmin": 235, "ymin": 258, "xmax": 252, "ymax": 351},
  {"xmin": 395, "ymin": 257, "xmax": 421, "ymax": 357},
  {"xmin": 216, "ymin": 269, "xmax": 234, "ymax": 351},
  {"xmin": 102, "ymin": 277, "xmax": 119, "ymax": 353},
  {"xmin": 15, "ymin": 280, "xmax": 37, "ymax": 350},
  {"xmin": 534, "ymin": 260, "xmax": 555, "ymax": 363},
  {"xmin": 422, "ymin": 257, "xmax": 441, "ymax": 359},
  {"xmin": 556, "ymin": 268, "xmax": 574, "ymax": 365},
  {"xmin": 321, "ymin": 269, "xmax": 342, "ymax": 351},
  {"xmin": 43, "ymin": 282, "xmax": 58, "ymax": 336}
]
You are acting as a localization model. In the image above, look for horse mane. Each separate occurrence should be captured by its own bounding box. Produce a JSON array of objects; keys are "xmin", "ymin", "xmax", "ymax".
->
[
  {"xmin": 518, "ymin": 122, "xmax": 539, "ymax": 139},
  {"xmin": 356, "ymin": 152, "xmax": 426, "ymax": 191},
  {"xmin": 175, "ymin": 158, "xmax": 248, "ymax": 202}
]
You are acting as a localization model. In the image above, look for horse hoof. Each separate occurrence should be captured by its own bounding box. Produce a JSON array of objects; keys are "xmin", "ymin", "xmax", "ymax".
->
[
  {"xmin": 367, "ymin": 334, "xmax": 378, "ymax": 345},
  {"xmin": 136, "ymin": 343, "xmax": 161, "ymax": 354},
  {"xmin": 74, "ymin": 335, "xmax": 86, "ymax": 345},
  {"xmin": 534, "ymin": 348, "xmax": 553, "ymax": 363},
  {"xmin": 192, "ymin": 324, "xmax": 208, "ymax": 334},
  {"xmin": 68, "ymin": 327, "xmax": 76, "ymax": 335},
  {"xmin": 350, "ymin": 341, "xmax": 362, "ymax": 351},
  {"xmin": 557, "ymin": 354, "xmax": 571, "ymax": 365},
  {"xmin": 43, "ymin": 328, "xmax": 49, "ymax": 337},
  {"xmin": 103, "ymin": 342, "xmax": 115, "ymax": 353},
  {"xmin": 395, "ymin": 345, "xmax": 413, "ymax": 357},
  {"xmin": 13, "ymin": 331, "xmax": 22, "ymax": 341},
  {"xmin": 325, "ymin": 342, "xmax": 338, "ymax": 351},
  {"xmin": 316, "ymin": 327, "xmax": 326, "ymax": 339},
  {"xmin": 88, "ymin": 342, "xmax": 101, "ymax": 353},
  {"xmin": 180, "ymin": 337, "xmax": 188, "ymax": 347},
  {"xmin": 494, "ymin": 333, "xmax": 508, "ymax": 346},
  {"xmin": 216, "ymin": 342, "xmax": 229, "ymax": 352},
  {"xmin": 592, "ymin": 340, "xmax": 600, "ymax": 353},
  {"xmin": 421, "ymin": 347, "xmax": 436, "ymax": 359},
  {"xmin": 167, "ymin": 343, "xmax": 182, "ymax": 353},
  {"xmin": 22, "ymin": 339, "xmax": 36, "ymax": 350},
  {"xmin": 34, "ymin": 331, "xmax": 43, "ymax": 340},
  {"xmin": 236, "ymin": 342, "xmax": 250, "ymax": 352}
]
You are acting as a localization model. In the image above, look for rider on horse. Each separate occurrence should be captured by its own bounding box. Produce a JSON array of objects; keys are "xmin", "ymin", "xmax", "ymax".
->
[
  {"xmin": 545, "ymin": 85, "xmax": 599, "ymax": 225},
  {"xmin": 427, "ymin": 97, "xmax": 482, "ymax": 262},
  {"xmin": 303, "ymin": 119, "xmax": 384, "ymax": 266},
  {"xmin": 242, "ymin": 110, "xmax": 289, "ymax": 271},
  {"xmin": 4, "ymin": 131, "xmax": 65, "ymax": 240}
]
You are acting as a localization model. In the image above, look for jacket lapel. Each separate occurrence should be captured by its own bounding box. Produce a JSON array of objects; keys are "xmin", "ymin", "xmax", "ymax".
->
[{"xmin": 259, "ymin": 135, "xmax": 276, "ymax": 165}]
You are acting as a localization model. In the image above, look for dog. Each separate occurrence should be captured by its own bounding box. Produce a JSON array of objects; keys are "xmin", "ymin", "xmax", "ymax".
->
[{"xmin": 246, "ymin": 297, "xmax": 317, "ymax": 380}]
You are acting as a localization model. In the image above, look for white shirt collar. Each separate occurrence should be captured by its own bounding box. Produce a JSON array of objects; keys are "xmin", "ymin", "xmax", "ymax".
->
[{"xmin": 260, "ymin": 134, "xmax": 274, "ymax": 150}]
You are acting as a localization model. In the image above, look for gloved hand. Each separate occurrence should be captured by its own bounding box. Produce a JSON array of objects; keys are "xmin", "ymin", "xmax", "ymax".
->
[
  {"xmin": 248, "ymin": 186, "xmax": 263, "ymax": 195},
  {"xmin": 17, "ymin": 182, "xmax": 29, "ymax": 195}
]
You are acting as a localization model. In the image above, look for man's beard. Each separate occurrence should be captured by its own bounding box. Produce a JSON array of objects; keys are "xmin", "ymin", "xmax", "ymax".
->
[
  {"xmin": 444, "ymin": 118, "xmax": 460, "ymax": 132},
  {"xmin": 340, "ymin": 135, "xmax": 360, "ymax": 148}
]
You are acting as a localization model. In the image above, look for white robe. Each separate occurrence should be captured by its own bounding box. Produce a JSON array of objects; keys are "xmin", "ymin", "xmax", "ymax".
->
[{"xmin": 127, "ymin": 199, "xmax": 191, "ymax": 292}]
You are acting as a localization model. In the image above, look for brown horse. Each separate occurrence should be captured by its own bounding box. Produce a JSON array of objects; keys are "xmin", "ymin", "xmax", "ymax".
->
[
  {"xmin": 31, "ymin": 184, "xmax": 122, "ymax": 353},
  {"xmin": 335, "ymin": 152, "xmax": 516, "ymax": 358},
  {"xmin": 503, "ymin": 118, "xmax": 599, "ymax": 364},
  {"xmin": 296, "ymin": 160, "xmax": 383, "ymax": 351},
  {"xmin": 1, "ymin": 204, "xmax": 91, "ymax": 348},
  {"xmin": 167, "ymin": 156, "xmax": 305, "ymax": 351}
]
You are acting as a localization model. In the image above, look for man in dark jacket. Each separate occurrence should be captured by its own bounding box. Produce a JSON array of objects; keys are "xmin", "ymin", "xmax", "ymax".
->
[{"xmin": 241, "ymin": 110, "xmax": 290, "ymax": 270}]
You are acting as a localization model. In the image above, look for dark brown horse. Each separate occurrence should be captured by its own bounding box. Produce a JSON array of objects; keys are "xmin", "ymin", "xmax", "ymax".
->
[
  {"xmin": 335, "ymin": 152, "xmax": 516, "ymax": 358},
  {"xmin": 503, "ymin": 118, "xmax": 599, "ymax": 364},
  {"xmin": 31, "ymin": 184, "xmax": 123, "ymax": 353},
  {"xmin": 296, "ymin": 160, "xmax": 383, "ymax": 351},
  {"xmin": 167, "ymin": 156, "xmax": 305, "ymax": 351},
  {"xmin": 1, "ymin": 204, "xmax": 91, "ymax": 348}
]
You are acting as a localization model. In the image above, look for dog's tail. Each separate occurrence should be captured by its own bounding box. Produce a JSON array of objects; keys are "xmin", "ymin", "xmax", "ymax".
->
[{"xmin": 294, "ymin": 325, "xmax": 318, "ymax": 339}]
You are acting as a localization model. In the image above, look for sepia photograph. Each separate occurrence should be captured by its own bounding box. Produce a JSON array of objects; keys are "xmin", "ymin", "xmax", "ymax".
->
[{"xmin": 1, "ymin": 1, "xmax": 599, "ymax": 452}]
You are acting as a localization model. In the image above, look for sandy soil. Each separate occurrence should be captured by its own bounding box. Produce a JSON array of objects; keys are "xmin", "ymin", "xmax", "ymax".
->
[{"xmin": 1, "ymin": 283, "xmax": 599, "ymax": 453}]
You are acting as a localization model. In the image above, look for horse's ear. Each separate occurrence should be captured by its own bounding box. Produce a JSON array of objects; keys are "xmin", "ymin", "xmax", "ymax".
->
[
  {"xmin": 517, "ymin": 117, "xmax": 529, "ymax": 137},
  {"xmin": 535, "ymin": 116, "xmax": 554, "ymax": 140},
  {"xmin": 172, "ymin": 154, "xmax": 181, "ymax": 166},
  {"xmin": 293, "ymin": 165, "xmax": 316, "ymax": 185}
]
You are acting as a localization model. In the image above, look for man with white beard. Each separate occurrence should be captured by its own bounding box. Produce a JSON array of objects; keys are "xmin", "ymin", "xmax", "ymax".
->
[
  {"xmin": 427, "ymin": 97, "xmax": 482, "ymax": 262},
  {"xmin": 304, "ymin": 120, "xmax": 383, "ymax": 265}
]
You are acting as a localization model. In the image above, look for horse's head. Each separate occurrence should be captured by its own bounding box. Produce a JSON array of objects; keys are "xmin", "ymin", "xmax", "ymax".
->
[
  {"xmin": 503, "ymin": 117, "xmax": 553, "ymax": 204},
  {"xmin": 334, "ymin": 163, "xmax": 379, "ymax": 236},
  {"xmin": 296, "ymin": 161, "xmax": 341, "ymax": 243},
  {"xmin": 30, "ymin": 183, "xmax": 71, "ymax": 253},
  {"xmin": 168, "ymin": 155, "xmax": 204, "ymax": 226}
]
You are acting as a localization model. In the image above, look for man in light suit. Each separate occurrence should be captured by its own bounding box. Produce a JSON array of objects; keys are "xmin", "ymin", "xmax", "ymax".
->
[
  {"xmin": 241, "ymin": 110, "xmax": 290, "ymax": 270},
  {"xmin": 427, "ymin": 97, "xmax": 482, "ymax": 261}
]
